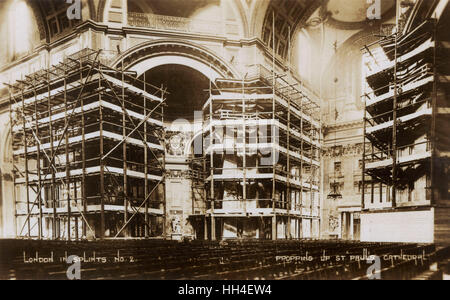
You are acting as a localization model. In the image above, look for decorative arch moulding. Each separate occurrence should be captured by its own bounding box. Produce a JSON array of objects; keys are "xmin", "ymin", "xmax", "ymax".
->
[{"xmin": 112, "ymin": 39, "xmax": 239, "ymax": 79}]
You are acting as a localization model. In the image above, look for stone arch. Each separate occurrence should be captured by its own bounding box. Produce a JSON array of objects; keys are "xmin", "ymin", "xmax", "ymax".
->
[
  {"xmin": 256, "ymin": 0, "xmax": 320, "ymax": 60},
  {"xmin": 0, "ymin": 119, "xmax": 15, "ymax": 238},
  {"xmin": 25, "ymin": 0, "xmax": 97, "ymax": 41},
  {"xmin": 223, "ymin": 0, "xmax": 250, "ymax": 38},
  {"xmin": 85, "ymin": 0, "xmax": 97, "ymax": 20},
  {"xmin": 0, "ymin": 123, "xmax": 12, "ymax": 166},
  {"xmin": 112, "ymin": 39, "xmax": 240, "ymax": 80},
  {"xmin": 99, "ymin": 0, "xmax": 128, "ymax": 24},
  {"xmin": 248, "ymin": 0, "xmax": 270, "ymax": 38},
  {"xmin": 98, "ymin": 0, "xmax": 108, "ymax": 22},
  {"xmin": 26, "ymin": 0, "xmax": 49, "ymax": 42},
  {"xmin": 111, "ymin": 39, "xmax": 240, "ymax": 154}
]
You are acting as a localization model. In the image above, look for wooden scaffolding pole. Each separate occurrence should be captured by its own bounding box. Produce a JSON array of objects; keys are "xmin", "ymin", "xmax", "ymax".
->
[
  {"xmin": 64, "ymin": 64, "xmax": 71, "ymax": 241},
  {"xmin": 20, "ymin": 87, "xmax": 31, "ymax": 238},
  {"xmin": 287, "ymin": 85, "xmax": 292, "ymax": 239},
  {"xmin": 33, "ymin": 77, "xmax": 43, "ymax": 239},
  {"xmin": 47, "ymin": 69, "xmax": 58, "ymax": 239},
  {"xmin": 122, "ymin": 60, "xmax": 129, "ymax": 238},
  {"xmin": 144, "ymin": 73, "xmax": 150, "ymax": 238},
  {"xmin": 242, "ymin": 78, "xmax": 247, "ymax": 217},
  {"xmin": 391, "ymin": 0, "xmax": 400, "ymax": 208},
  {"xmin": 99, "ymin": 63, "xmax": 106, "ymax": 239},
  {"xmin": 209, "ymin": 81, "xmax": 216, "ymax": 241},
  {"xmin": 80, "ymin": 55, "xmax": 88, "ymax": 239},
  {"xmin": 271, "ymin": 9, "xmax": 277, "ymax": 241}
]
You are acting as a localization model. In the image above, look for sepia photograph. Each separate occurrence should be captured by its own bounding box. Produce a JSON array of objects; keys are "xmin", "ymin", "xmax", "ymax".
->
[{"xmin": 0, "ymin": 0, "xmax": 448, "ymax": 285}]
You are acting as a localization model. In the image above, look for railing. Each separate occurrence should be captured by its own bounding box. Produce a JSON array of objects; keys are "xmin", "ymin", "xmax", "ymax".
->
[
  {"xmin": 247, "ymin": 64, "xmax": 321, "ymax": 109},
  {"xmin": 364, "ymin": 140, "xmax": 431, "ymax": 163},
  {"xmin": 206, "ymin": 198, "xmax": 319, "ymax": 211},
  {"xmin": 217, "ymin": 110, "xmax": 261, "ymax": 121},
  {"xmin": 128, "ymin": 12, "xmax": 224, "ymax": 35}
]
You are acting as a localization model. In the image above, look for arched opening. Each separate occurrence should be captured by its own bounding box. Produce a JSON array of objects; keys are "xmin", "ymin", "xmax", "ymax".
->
[
  {"xmin": 0, "ymin": 125, "xmax": 15, "ymax": 239},
  {"xmin": 260, "ymin": 0, "xmax": 319, "ymax": 60},
  {"xmin": 137, "ymin": 63, "xmax": 214, "ymax": 240},
  {"xmin": 142, "ymin": 64, "xmax": 211, "ymax": 122},
  {"xmin": 116, "ymin": 40, "xmax": 235, "ymax": 153},
  {"xmin": 113, "ymin": 40, "xmax": 239, "ymax": 151},
  {"xmin": 115, "ymin": 41, "xmax": 235, "ymax": 240}
]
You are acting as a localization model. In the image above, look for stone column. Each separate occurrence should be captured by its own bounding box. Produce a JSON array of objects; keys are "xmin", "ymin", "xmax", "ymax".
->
[
  {"xmin": 341, "ymin": 212, "xmax": 346, "ymax": 239},
  {"xmin": 349, "ymin": 213, "xmax": 354, "ymax": 240}
]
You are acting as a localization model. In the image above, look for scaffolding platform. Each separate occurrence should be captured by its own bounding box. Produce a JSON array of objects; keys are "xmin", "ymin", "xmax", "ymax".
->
[
  {"xmin": 8, "ymin": 49, "xmax": 167, "ymax": 240},
  {"xmin": 199, "ymin": 65, "xmax": 321, "ymax": 240},
  {"xmin": 361, "ymin": 1, "xmax": 450, "ymax": 214}
]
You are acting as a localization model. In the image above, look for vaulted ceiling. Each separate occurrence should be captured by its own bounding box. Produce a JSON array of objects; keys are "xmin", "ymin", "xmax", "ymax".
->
[
  {"xmin": 262, "ymin": 0, "xmax": 320, "ymax": 59},
  {"xmin": 31, "ymin": 0, "xmax": 83, "ymax": 41},
  {"xmin": 261, "ymin": 0, "xmax": 396, "ymax": 60}
]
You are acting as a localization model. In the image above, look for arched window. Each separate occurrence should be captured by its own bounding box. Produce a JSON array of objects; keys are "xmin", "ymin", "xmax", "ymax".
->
[{"xmin": 40, "ymin": 0, "xmax": 81, "ymax": 39}]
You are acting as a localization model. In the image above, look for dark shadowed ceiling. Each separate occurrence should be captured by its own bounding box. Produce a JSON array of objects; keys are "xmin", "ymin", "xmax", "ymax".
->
[{"xmin": 142, "ymin": 64, "xmax": 211, "ymax": 121}]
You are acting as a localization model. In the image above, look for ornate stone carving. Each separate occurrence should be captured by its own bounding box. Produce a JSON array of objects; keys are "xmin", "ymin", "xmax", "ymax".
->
[
  {"xmin": 329, "ymin": 214, "xmax": 339, "ymax": 232},
  {"xmin": 127, "ymin": 12, "xmax": 223, "ymax": 35},
  {"xmin": 113, "ymin": 40, "xmax": 236, "ymax": 79},
  {"xmin": 323, "ymin": 143, "xmax": 368, "ymax": 158},
  {"xmin": 2, "ymin": 173, "xmax": 13, "ymax": 182},
  {"xmin": 166, "ymin": 131, "xmax": 192, "ymax": 156},
  {"xmin": 166, "ymin": 170, "xmax": 191, "ymax": 179}
]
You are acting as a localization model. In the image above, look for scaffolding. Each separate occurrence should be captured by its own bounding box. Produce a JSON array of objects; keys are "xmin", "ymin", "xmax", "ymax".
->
[
  {"xmin": 361, "ymin": 1, "xmax": 450, "ymax": 210},
  {"xmin": 8, "ymin": 49, "xmax": 167, "ymax": 240},
  {"xmin": 188, "ymin": 156, "xmax": 207, "ymax": 239},
  {"xmin": 200, "ymin": 64, "xmax": 321, "ymax": 240}
]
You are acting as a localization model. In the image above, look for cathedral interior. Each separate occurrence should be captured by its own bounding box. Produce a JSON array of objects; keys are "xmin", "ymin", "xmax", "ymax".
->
[
  {"xmin": 0, "ymin": 0, "xmax": 449, "ymax": 281},
  {"xmin": 0, "ymin": 0, "xmax": 448, "ymax": 248}
]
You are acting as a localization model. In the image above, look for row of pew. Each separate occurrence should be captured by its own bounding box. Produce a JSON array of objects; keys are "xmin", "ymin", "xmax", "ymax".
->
[{"xmin": 0, "ymin": 239, "xmax": 447, "ymax": 280}]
